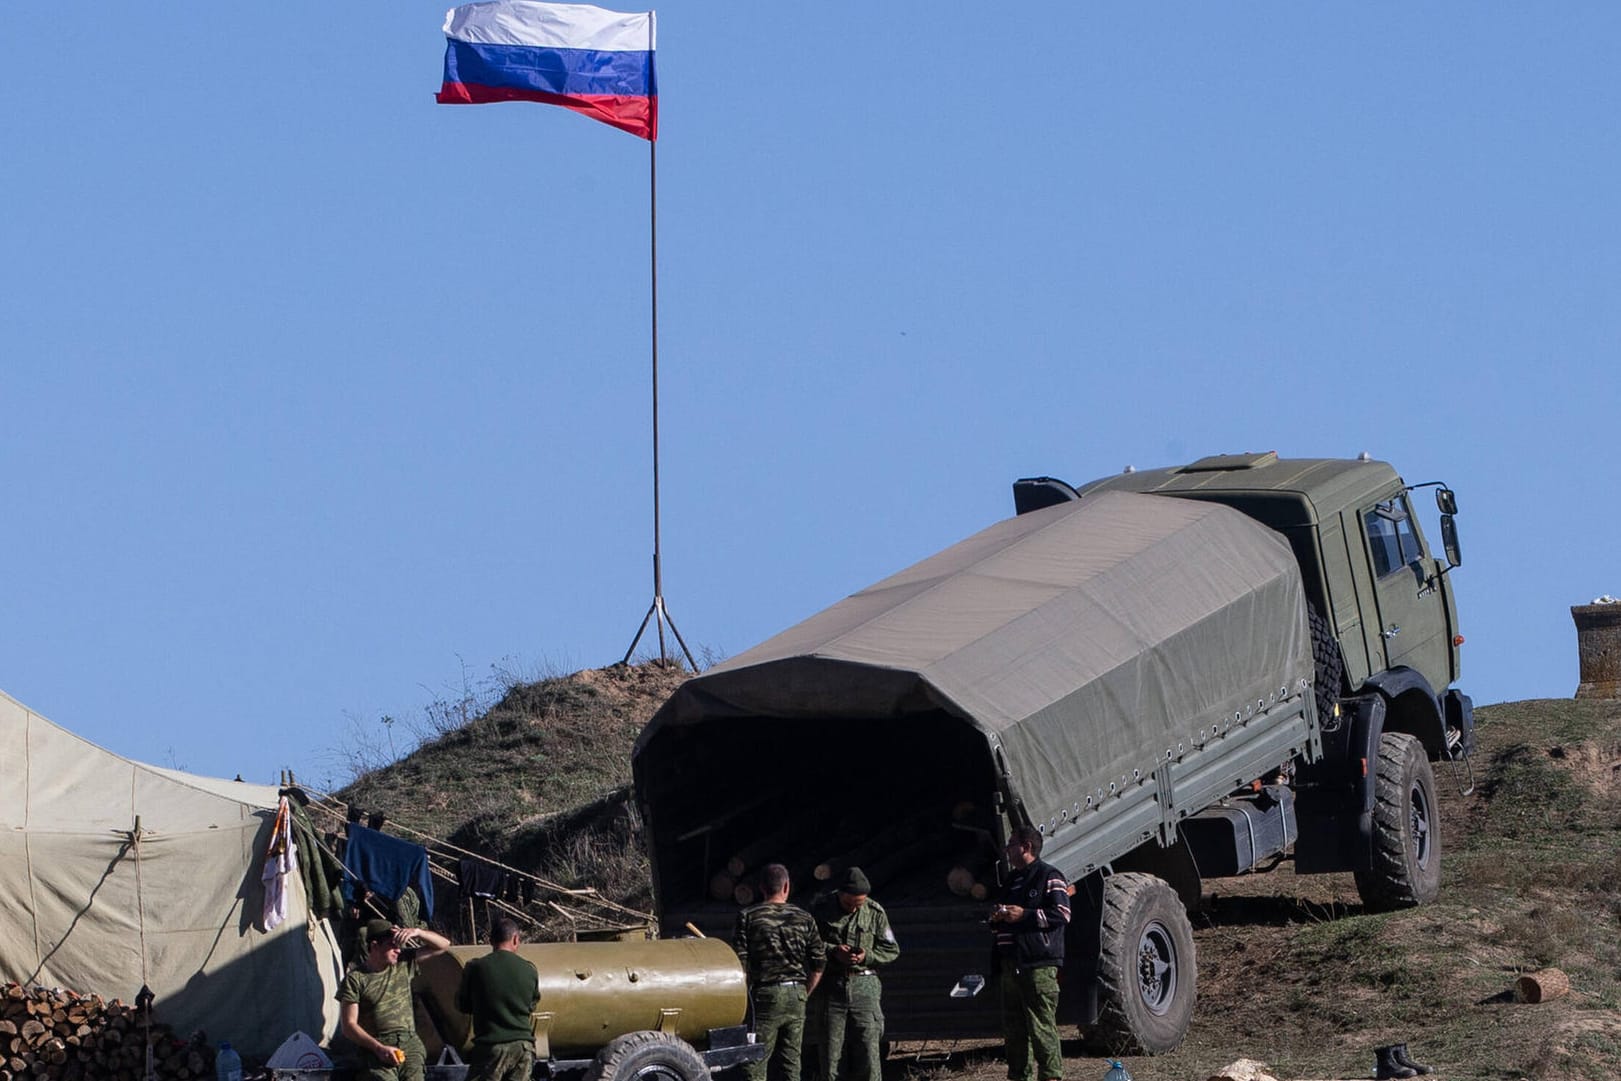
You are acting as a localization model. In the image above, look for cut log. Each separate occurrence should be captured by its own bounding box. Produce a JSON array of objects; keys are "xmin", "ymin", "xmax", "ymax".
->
[
  {"xmin": 707, "ymin": 872, "xmax": 736, "ymax": 902},
  {"xmin": 1515, "ymin": 967, "xmax": 1571, "ymax": 1003}
]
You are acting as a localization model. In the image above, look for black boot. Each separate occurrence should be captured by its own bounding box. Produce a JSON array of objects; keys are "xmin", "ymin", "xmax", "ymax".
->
[
  {"xmin": 1392, "ymin": 1044, "xmax": 1434, "ymax": 1075},
  {"xmin": 1375, "ymin": 1045, "xmax": 1417, "ymax": 1080}
]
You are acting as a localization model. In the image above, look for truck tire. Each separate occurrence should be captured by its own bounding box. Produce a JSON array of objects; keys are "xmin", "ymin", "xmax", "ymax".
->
[
  {"xmin": 1353, "ymin": 731, "xmax": 1441, "ymax": 911},
  {"xmin": 583, "ymin": 1031, "xmax": 708, "ymax": 1081},
  {"xmin": 1308, "ymin": 603, "xmax": 1345, "ymax": 727},
  {"xmin": 1091, "ymin": 872, "xmax": 1196, "ymax": 1055}
]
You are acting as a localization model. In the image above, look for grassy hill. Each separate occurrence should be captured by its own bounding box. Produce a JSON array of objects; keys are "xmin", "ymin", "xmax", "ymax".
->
[
  {"xmin": 334, "ymin": 662, "xmax": 688, "ymax": 920},
  {"xmin": 333, "ymin": 673, "xmax": 1621, "ymax": 1080}
]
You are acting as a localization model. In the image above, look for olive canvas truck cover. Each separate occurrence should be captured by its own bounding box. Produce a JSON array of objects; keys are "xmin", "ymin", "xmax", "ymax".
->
[{"xmin": 635, "ymin": 491, "xmax": 1320, "ymax": 1035}]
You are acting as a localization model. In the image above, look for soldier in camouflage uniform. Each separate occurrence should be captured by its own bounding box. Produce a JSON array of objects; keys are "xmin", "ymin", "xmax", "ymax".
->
[
  {"xmin": 733, "ymin": 863, "xmax": 825, "ymax": 1081},
  {"xmin": 338, "ymin": 918, "xmax": 451, "ymax": 1081},
  {"xmin": 811, "ymin": 867, "xmax": 900, "ymax": 1081}
]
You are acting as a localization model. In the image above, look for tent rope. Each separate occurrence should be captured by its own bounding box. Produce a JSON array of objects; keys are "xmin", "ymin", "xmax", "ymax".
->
[
  {"xmin": 129, "ymin": 815, "xmax": 156, "ymax": 1081},
  {"xmin": 129, "ymin": 817, "xmax": 150, "ymax": 987}
]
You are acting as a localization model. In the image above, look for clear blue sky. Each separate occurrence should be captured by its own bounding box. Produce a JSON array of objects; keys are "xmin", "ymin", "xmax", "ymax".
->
[{"xmin": 4, "ymin": 4, "xmax": 1613, "ymax": 785}]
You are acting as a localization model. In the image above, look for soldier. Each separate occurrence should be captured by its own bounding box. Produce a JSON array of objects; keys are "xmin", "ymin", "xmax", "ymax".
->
[
  {"xmin": 811, "ymin": 867, "xmax": 899, "ymax": 1081},
  {"xmin": 456, "ymin": 917, "xmax": 541, "ymax": 1081},
  {"xmin": 337, "ymin": 918, "xmax": 451, "ymax": 1081},
  {"xmin": 732, "ymin": 863, "xmax": 825, "ymax": 1081},
  {"xmin": 989, "ymin": 827, "xmax": 1070, "ymax": 1081}
]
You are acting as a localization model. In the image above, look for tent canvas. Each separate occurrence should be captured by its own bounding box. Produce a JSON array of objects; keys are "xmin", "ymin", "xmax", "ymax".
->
[{"xmin": 0, "ymin": 690, "xmax": 344, "ymax": 1058}]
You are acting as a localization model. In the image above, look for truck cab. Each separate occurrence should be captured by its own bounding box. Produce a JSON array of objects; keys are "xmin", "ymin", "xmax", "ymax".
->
[{"xmin": 1017, "ymin": 451, "xmax": 1469, "ymax": 759}]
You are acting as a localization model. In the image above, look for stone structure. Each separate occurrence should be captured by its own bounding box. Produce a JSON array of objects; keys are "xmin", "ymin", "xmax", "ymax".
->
[{"xmin": 1572, "ymin": 601, "xmax": 1621, "ymax": 699}]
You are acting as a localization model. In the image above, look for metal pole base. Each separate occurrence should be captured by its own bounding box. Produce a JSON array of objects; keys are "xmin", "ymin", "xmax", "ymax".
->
[{"xmin": 622, "ymin": 594, "xmax": 697, "ymax": 670}]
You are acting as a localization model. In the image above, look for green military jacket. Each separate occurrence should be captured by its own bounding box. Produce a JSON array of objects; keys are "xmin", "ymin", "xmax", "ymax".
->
[{"xmin": 811, "ymin": 894, "xmax": 900, "ymax": 981}]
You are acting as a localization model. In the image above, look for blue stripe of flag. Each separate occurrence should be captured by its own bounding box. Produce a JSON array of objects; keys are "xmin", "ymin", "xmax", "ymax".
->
[{"xmin": 442, "ymin": 40, "xmax": 655, "ymax": 99}]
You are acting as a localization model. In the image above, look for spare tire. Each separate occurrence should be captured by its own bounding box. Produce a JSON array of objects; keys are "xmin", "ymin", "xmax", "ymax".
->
[{"xmin": 1308, "ymin": 603, "xmax": 1345, "ymax": 729}]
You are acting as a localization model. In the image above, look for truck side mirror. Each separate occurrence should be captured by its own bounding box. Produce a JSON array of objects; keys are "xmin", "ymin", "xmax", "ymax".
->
[
  {"xmin": 1440, "ymin": 514, "xmax": 1461, "ymax": 568},
  {"xmin": 1435, "ymin": 487, "xmax": 1458, "ymax": 516}
]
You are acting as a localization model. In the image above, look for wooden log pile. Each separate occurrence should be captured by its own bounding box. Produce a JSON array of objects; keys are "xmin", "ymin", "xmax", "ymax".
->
[{"xmin": 0, "ymin": 982, "xmax": 212, "ymax": 1081}]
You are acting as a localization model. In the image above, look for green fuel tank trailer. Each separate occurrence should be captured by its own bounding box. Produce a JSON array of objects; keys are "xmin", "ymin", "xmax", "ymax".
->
[{"xmin": 413, "ymin": 937, "xmax": 748, "ymax": 1061}]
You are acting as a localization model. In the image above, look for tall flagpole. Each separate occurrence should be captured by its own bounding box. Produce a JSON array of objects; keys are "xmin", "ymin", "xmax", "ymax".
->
[{"xmin": 623, "ymin": 136, "xmax": 697, "ymax": 670}]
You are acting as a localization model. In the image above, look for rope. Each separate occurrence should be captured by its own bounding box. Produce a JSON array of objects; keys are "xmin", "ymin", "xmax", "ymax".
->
[
  {"xmin": 128, "ymin": 814, "xmax": 155, "ymax": 1081},
  {"xmin": 128, "ymin": 814, "xmax": 149, "ymax": 990},
  {"xmin": 294, "ymin": 782, "xmax": 653, "ymax": 929}
]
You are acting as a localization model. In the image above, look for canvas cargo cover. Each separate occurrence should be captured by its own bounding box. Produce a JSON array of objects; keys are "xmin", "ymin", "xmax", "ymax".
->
[
  {"xmin": 0, "ymin": 690, "xmax": 343, "ymax": 1058},
  {"xmin": 639, "ymin": 491, "xmax": 1313, "ymax": 829}
]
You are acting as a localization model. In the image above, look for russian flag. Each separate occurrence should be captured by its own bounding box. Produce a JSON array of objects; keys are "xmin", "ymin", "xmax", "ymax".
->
[{"xmin": 437, "ymin": 1, "xmax": 657, "ymax": 141}]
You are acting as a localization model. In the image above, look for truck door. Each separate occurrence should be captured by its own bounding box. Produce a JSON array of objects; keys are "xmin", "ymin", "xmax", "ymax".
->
[{"xmin": 1360, "ymin": 494, "xmax": 1450, "ymax": 691}]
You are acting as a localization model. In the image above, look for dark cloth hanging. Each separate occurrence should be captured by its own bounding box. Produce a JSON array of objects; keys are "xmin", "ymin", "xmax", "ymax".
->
[
  {"xmin": 458, "ymin": 857, "xmax": 506, "ymax": 899},
  {"xmin": 287, "ymin": 800, "xmax": 346, "ymax": 919},
  {"xmin": 342, "ymin": 823, "xmax": 435, "ymax": 918}
]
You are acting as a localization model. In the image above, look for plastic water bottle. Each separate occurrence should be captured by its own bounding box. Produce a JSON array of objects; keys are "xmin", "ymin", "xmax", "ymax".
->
[
  {"xmin": 215, "ymin": 1041, "xmax": 243, "ymax": 1081},
  {"xmin": 1102, "ymin": 1061, "xmax": 1133, "ymax": 1081}
]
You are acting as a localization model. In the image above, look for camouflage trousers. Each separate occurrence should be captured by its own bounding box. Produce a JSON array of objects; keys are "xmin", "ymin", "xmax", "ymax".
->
[
  {"xmin": 358, "ymin": 1030, "xmax": 426, "ymax": 1081},
  {"xmin": 468, "ymin": 1039, "xmax": 536, "ymax": 1081},
  {"xmin": 818, "ymin": 975, "xmax": 883, "ymax": 1081},
  {"xmin": 746, "ymin": 982, "xmax": 809, "ymax": 1081},
  {"xmin": 999, "ymin": 967, "xmax": 1062, "ymax": 1081}
]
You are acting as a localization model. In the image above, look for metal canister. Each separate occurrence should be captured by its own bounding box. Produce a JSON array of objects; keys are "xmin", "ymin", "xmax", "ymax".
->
[{"xmin": 413, "ymin": 936, "xmax": 747, "ymax": 1058}]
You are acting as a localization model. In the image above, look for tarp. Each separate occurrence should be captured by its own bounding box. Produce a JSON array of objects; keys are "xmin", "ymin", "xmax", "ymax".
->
[
  {"xmin": 638, "ymin": 491, "xmax": 1313, "ymax": 831},
  {"xmin": 0, "ymin": 690, "xmax": 344, "ymax": 1058}
]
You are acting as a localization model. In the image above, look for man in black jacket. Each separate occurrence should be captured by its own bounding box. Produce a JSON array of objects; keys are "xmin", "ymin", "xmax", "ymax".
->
[{"xmin": 989, "ymin": 827, "xmax": 1071, "ymax": 1081}]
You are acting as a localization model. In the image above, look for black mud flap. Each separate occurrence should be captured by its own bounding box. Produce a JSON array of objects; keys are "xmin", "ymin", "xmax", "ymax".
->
[
  {"xmin": 1443, "ymin": 690, "xmax": 1476, "ymax": 759},
  {"xmin": 1056, "ymin": 873, "xmax": 1103, "ymax": 1027},
  {"xmin": 1293, "ymin": 694, "xmax": 1386, "ymax": 874},
  {"xmin": 702, "ymin": 1025, "xmax": 767, "ymax": 1072}
]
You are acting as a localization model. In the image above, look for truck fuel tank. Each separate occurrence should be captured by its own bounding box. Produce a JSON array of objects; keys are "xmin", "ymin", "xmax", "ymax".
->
[{"xmin": 413, "ymin": 936, "xmax": 747, "ymax": 1058}]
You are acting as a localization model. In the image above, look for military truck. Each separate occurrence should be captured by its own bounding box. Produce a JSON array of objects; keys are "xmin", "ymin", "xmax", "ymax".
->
[{"xmin": 633, "ymin": 452, "xmax": 1473, "ymax": 1054}]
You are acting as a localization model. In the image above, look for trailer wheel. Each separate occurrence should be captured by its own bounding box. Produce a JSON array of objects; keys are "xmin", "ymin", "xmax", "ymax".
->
[
  {"xmin": 1091, "ymin": 872, "xmax": 1196, "ymax": 1055},
  {"xmin": 584, "ymin": 1031, "xmax": 708, "ymax": 1081},
  {"xmin": 1354, "ymin": 731, "xmax": 1442, "ymax": 911}
]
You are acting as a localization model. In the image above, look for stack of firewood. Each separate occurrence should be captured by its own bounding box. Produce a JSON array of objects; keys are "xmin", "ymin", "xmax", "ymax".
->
[{"xmin": 0, "ymin": 983, "xmax": 211, "ymax": 1081}]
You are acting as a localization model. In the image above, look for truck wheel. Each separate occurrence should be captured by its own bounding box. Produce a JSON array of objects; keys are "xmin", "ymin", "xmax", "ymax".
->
[
  {"xmin": 584, "ymin": 1031, "xmax": 708, "ymax": 1081},
  {"xmin": 1091, "ymin": 872, "xmax": 1196, "ymax": 1055},
  {"xmin": 1354, "ymin": 731, "xmax": 1442, "ymax": 911},
  {"xmin": 1307, "ymin": 603, "xmax": 1345, "ymax": 726}
]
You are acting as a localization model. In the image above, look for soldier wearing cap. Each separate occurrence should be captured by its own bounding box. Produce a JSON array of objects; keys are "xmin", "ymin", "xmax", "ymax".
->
[
  {"xmin": 337, "ymin": 917, "xmax": 451, "ymax": 1081},
  {"xmin": 732, "ymin": 863, "xmax": 825, "ymax": 1081},
  {"xmin": 810, "ymin": 867, "xmax": 900, "ymax": 1081}
]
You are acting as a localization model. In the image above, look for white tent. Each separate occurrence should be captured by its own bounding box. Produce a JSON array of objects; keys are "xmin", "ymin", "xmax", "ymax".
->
[{"xmin": 0, "ymin": 689, "xmax": 344, "ymax": 1058}]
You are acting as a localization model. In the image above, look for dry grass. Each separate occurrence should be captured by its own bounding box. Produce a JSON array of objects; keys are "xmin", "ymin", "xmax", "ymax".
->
[{"xmin": 892, "ymin": 698, "xmax": 1621, "ymax": 1081}]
